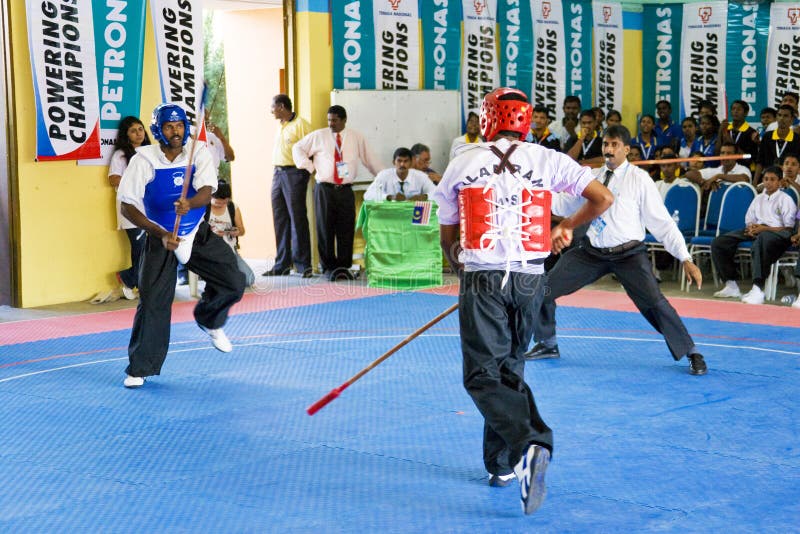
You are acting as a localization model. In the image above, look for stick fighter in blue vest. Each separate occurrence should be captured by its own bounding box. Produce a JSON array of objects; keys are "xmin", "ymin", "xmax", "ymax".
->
[
  {"xmin": 117, "ymin": 103, "xmax": 246, "ymax": 389},
  {"xmin": 433, "ymin": 88, "xmax": 613, "ymax": 514}
]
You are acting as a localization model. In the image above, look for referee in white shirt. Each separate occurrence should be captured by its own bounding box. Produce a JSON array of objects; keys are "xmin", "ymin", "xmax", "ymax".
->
[{"xmin": 526, "ymin": 125, "xmax": 708, "ymax": 376}]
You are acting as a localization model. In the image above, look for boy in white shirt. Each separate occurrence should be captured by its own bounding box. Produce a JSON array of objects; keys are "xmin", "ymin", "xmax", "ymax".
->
[
  {"xmin": 684, "ymin": 142, "xmax": 752, "ymax": 192},
  {"xmin": 712, "ymin": 166, "xmax": 797, "ymax": 304}
]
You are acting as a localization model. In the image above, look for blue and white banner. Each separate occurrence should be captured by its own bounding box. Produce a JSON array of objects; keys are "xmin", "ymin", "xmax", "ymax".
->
[
  {"xmin": 461, "ymin": 0, "xmax": 499, "ymax": 120},
  {"xmin": 333, "ymin": 0, "xmax": 376, "ymax": 90},
  {"xmin": 81, "ymin": 1, "xmax": 148, "ymax": 166},
  {"xmin": 373, "ymin": 0, "xmax": 419, "ymax": 89},
  {"xmin": 421, "ymin": 0, "xmax": 460, "ymax": 90},
  {"xmin": 26, "ymin": 0, "xmax": 101, "ymax": 161},
  {"xmin": 680, "ymin": 1, "xmax": 728, "ymax": 119},
  {"xmin": 563, "ymin": 0, "xmax": 592, "ymax": 108},
  {"xmin": 642, "ymin": 5, "xmax": 681, "ymax": 121},
  {"xmin": 766, "ymin": 2, "xmax": 800, "ymax": 108},
  {"xmin": 531, "ymin": 0, "xmax": 567, "ymax": 119},
  {"xmin": 421, "ymin": 0, "xmax": 461, "ymax": 90},
  {"xmin": 150, "ymin": 0, "xmax": 205, "ymax": 128},
  {"xmin": 592, "ymin": 2, "xmax": 624, "ymax": 114},
  {"xmin": 726, "ymin": 1, "xmax": 770, "ymax": 122},
  {"xmin": 498, "ymin": 0, "xmax": 533, "ymax": 95}
]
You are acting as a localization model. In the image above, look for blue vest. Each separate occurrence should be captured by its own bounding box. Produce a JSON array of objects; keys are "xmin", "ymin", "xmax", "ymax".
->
[{"xmin": 143, "ymin": 163, "xmax": 205, "ymax": 236}]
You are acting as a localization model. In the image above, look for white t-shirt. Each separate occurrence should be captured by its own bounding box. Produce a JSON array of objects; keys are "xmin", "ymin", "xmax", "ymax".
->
[
  {"xmin": 207, "ymin": 206, "xmax": 237, "ymax": 251},
  {"xmin": 698, "ymin": 163, "xmax": 752, "ymax": 182},
  {"xmin": 108, "ymin": 149, "xmax": 137, "ymax": 230},
  {"xmin": 433, "ymin": 138, "xmax": 595, "ymax": 273},
  {"xmin": 363, "ymin": 168, "xmax": 436, "ymax": 201}
]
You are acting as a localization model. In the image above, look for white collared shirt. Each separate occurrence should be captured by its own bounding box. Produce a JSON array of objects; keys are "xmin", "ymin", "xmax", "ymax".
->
[
  {"xmin": 292, "ymin": 126, "xmax": 383, "ymax": 184},
  {"xmin": 745, "ymin": 190, "xmax": 797, "ymax": 228},
  {"xmin": 363, "ymin": 168, "xmax": 436, "ymax": 201},
  {"xmin": 698, "ymin": 163, "xmax": 752, "ymax": 182},
  {"xmin": 588, "ymin": 161, "xmax": 691, "ymax": 261}
]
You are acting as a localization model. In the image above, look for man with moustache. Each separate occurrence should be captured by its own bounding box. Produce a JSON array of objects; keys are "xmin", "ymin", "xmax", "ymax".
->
[{"xmin": 525, "ymin": 125, "xmax": 708, "ymax": 376}]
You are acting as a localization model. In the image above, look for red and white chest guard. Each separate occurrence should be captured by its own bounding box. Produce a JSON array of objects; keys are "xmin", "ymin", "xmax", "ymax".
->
[{"xmin": 458, "ymin": 184, "xmax": 552, "ymax": 253}]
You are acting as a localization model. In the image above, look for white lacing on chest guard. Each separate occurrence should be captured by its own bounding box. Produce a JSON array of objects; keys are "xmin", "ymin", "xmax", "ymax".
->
[{"xmin": 459, "ymin": 142, "xmax": 551, "ymax": 287}]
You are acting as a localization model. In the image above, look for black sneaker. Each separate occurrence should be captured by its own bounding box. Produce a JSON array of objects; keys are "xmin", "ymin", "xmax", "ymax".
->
[
  {"xmin": 513, "ymin": 444, "xmax": 550, "ymax": 515},
  {"xmin": 262, "ymin": 267, "xmax": 291, "ymax": 277},
  {"xmin": 688, "ymin": 353, "xmax": 707, "ymax": 375},
  {"xmin": 301, "ymin": 268, "xmax": 313, "ymax": 279},
  {"xmin": 524, "ymin": 343, "xmax": 560, "ymax": 361}
]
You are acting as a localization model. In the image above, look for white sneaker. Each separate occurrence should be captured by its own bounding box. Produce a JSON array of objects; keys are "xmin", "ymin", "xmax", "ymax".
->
[
  {"xmin": 741, "ymin": 286, "xmax": 765, "ymax": 305},
  {"xmin": 713, "ymin": 281, "xmax": 741, "ymax": 298},
  {"xmin": 199, "ymin": 325, "xmax": 233, "ymax": 353},
  {"xmin": 513, "ymin": 444, "xmax": 550, "ymax": 515},
  {"xmin": 123, "ymin": 375, "xmax": 145, "ymax": 388},
  {"xmin": 793, "ymin": 295, "xmax": 800, "ymax": 309},
  {"xmin": 120, "ymin": 284, "xmax": 136, "ymax": 300}
]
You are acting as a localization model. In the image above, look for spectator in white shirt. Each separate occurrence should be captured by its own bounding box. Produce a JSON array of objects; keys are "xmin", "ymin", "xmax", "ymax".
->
[
  {"xmin": 449, "ymin": 112, "xmax": 483, "ymax": 160},
  {"xmin": 684, "ymin": 142, "xmax": 752, "ymax": 192},
  {"xmin": 711, "ymin": 166, "xmax": 797, "ymax": 305}
]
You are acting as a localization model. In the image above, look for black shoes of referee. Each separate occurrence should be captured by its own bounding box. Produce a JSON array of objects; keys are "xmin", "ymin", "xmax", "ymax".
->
[
  {"xmin": 687, "ymin": 353, "xmax": 707, "ymax": 375},
  {"xmin": 524, "ymin": 343, "xmax": 560, "ymax": 361}
]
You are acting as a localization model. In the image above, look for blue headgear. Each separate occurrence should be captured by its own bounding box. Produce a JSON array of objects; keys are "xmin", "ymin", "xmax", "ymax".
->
[{"xmin": 150, "ymin": 103, "xmax": 191, "ymax": 145}]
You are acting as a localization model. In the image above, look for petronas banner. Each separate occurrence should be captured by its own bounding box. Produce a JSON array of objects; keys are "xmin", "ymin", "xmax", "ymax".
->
[
  {"xmin": 642, "ymin": 5, "xmax": 682, "ymax": 121},
  {"xmin": 726, "ymin": 1, "xmax": 770, "ymax": 122}
]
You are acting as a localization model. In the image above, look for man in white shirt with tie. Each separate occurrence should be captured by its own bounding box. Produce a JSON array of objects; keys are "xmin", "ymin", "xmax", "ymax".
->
[
  {"xmin": 292, "ymin": 105, "xmax": 382, "ymax": 281},
  {"xmin": 526, "ymin": 125, "xmax": 708, "ymax": 376},
  {"xmin": 363, "ymin": 147, "xmax": 436, "ymax": 201}
]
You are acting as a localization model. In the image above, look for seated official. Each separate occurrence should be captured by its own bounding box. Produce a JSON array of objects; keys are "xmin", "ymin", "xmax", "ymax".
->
[{"xmin": 363, "ymin": 147, "xmax": 436, "ymax": 202}]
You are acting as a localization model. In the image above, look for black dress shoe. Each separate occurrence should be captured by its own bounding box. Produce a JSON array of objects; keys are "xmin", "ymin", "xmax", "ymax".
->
[
  {"xmin": 329, "ymin": 268, "xmax": 354, "ymax": 281},
  {"xmin": 301, "ymin": 268, "xmax": 313, "ymax": 279},
  {"xmin": 688, "ymin": 353, "xmax": 707, "ymax": 375},
  {"xmin": 524, "ymin": 342, "xmax": 560, "ymax": 361},
  {"xmin": 262, "ymin": 267, "xmax": 291, "ymax": 276}
]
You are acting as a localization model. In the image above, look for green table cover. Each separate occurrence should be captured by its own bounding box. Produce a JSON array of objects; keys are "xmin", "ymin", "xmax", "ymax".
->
[{"xmin": 357, "ymin": 201, "xmax": 443, "ymax": 290}]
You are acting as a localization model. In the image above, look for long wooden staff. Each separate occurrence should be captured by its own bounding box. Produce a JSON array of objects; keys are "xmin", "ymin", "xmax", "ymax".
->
[
  {"xmin": 307, "ymin": 303, "xmax": 459, "ymax": 415},
  {"xmin": 171, "ymin": 85, "xmax": 208, "ymax": 239}
]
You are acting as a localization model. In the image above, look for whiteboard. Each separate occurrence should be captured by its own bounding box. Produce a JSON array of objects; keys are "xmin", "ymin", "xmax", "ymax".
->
[{"xmin": 330, "ymin": 90, "xmax": 461, "ymax": 184}]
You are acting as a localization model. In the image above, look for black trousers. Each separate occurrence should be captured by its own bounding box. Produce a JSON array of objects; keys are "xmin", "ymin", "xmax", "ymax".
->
[
  {"xmin": 460, "ymin": 271, "xmax": 553, "ymax": 476},
  {"xmin": 314, "ymin": 182, "xmax": 355, "ymax": 272},
  {"xmin": 119, "ymin": 228, "xmax": 145, "ymax": 289},
  {"xmin": 536, "ymin": 242, "xmax": 695, "ymax": 361},
  {"xmin": 271, "ymin": 167, "xmax": 311, "ymax": 272},
  {"xmin": 126, "ymin": 222, "xmax": 246, "ymax": 378},
  {"xmin": 711, "ymin": 229, "xmax": 792, "ymax": 287}
]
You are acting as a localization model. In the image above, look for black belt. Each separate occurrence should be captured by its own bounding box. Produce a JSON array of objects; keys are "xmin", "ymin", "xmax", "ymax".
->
[
  {"xmin": 320, "ymin": 182, "xmax": 351, "ymax": 189},
  {"xmin": 589, "ymin": 240, "xmax": 643, "ymax": 255},
  {"xmin": 274, "ymin": 165, "xmax": 296, "ymax": 170}
]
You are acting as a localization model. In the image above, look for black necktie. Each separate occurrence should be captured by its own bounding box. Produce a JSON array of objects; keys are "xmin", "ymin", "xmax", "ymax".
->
[
  {"xmin": 603, "ymin": 169, "xmax": 614, "ymax": 186},
  {"xmin": 399, "ymin": 181, "xmax": 405, "ymax": 194}
]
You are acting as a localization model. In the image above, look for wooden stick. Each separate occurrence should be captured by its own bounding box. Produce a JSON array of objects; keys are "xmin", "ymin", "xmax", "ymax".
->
[
  {"xmin": 307, "ymin": 302, "xmax": 459, "ymax": 415},
  {"xmin": 171, "ymin": 134, "xmax": 200, "ymax": 239},
  {"xmin": 584, "ymin": 153, "xmax": 750, "ymax": 169},
  {"xmin": 631, "ymin": 153, "xmax": 751, "ymax": 167}
]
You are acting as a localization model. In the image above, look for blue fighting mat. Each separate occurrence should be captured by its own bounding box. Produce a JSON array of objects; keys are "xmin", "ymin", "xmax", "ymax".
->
[{"xmin": 0, "ymin": 292, "xmax": 798, "ymax": 532}]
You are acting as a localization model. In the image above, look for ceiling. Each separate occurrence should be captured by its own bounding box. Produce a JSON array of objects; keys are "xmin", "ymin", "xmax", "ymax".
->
[{"xmin": 203, "ymin": 0, "xmax": 281, "ymax": 10}]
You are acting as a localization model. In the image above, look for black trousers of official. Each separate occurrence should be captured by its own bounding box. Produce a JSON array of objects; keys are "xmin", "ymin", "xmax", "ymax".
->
[
  {"xmin": 460, "ymin": 271, "xmax": 554, "ymax": 476},
  {"xmin": 537, "ymin": 242, "xmax": 695, "ymax": 361},
  {"xmin": 119, "ymin": 228, "xmax": 145, "ymax": 289},
  {"xmin": 711, "ymin": 229, "xmax": 792, "ymax": 288},
  {"xmin": 314, "ymin": 182, "xmax": 355, "ymax": 273},
  {"xmin": 271, "ymin": 167, "xmax": 311, "ymax": 272},
  {"xmin": 126, "ymin": 222, "xmax": 246, "ymax": 378}
]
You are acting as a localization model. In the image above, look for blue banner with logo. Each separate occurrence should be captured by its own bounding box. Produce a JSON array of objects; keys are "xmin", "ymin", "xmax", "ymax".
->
[
  {"xmin": 421, "ymin": 0, "xmax": 461, "ymax": 90},
  {"xmin": 726, "ymin": 1, "xmax": 770, "ymax": 121},
  {"xmin": 498, "ymin": 0, "xmax": 533, "ymax": 94},
  {"xmin": 563, "ymin": 0, "xmax": 593, "ymax": 108},
  {"xmin": 333, "ymin": 0, "xmax": 376, "ymax": 89},
  {"xmin": 642, "ymin": 5, "xmax": 682, "ymax": 122},
  {"xmin": 82, "ymin": 1, "xmax": 147, "ymax": 165}
]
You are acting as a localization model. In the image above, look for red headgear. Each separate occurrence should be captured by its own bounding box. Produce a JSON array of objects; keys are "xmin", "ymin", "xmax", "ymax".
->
[{"xmin": 480, "ymin": 87, "xmax": 532, "ymax": 141}]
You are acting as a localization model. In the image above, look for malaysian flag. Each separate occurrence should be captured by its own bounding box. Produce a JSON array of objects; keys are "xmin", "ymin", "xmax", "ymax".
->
[{"xmin": 411, "ymin": 201, "xmax": 432, "ymax": 225}]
